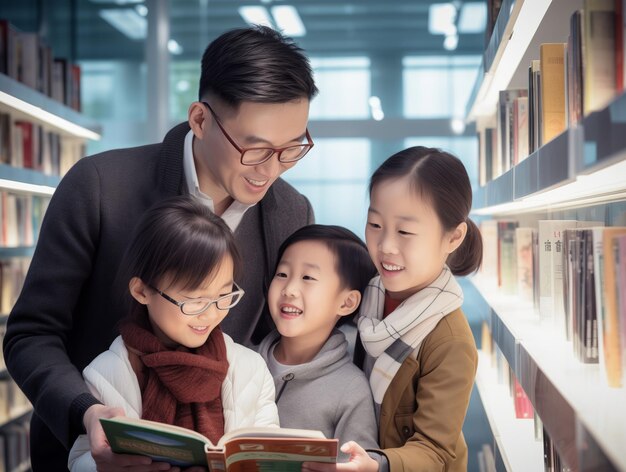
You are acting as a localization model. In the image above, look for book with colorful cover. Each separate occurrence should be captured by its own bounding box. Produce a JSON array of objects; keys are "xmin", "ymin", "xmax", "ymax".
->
[{"xmin": 100, "ymin": 416, "xmax": 338, "ymax": 472}]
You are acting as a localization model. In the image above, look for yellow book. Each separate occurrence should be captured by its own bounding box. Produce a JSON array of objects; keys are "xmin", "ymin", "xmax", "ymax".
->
[
  {"xmin": 602, "ymin": 228, "xmax": 626, "ymax": 388},
  {"xmin": 540, "ymin": 43, "xmax": 566, "ymax": 145}
]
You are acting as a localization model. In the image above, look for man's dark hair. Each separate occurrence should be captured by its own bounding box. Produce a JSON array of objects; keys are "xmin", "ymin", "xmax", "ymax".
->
[
  {"xmin": 272, "ymin": 224, "xmax": 376, "ymax": 326},
  {"xmin": 199, "ymin": 25, "xmax": 318, "ymax": 105}
]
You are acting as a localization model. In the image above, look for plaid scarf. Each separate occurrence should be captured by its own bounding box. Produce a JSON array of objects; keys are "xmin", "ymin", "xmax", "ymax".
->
[
  {"xmin": 357, "ymin": 266, "xmax": 463, "ymax": 416},
  {"xmin": 120, "ymin": 317, "xmax": 229, "ymax": 444}
]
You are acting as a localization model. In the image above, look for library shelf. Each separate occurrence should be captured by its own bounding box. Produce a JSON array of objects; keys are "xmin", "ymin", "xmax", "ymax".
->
[
  {"xmin": 475, "ymin": 351, "xmax": 543, "ymax": 471},
  {"xmin": 0, "ymin": 73, "xmax": 100, "ymax": 141},
  {"xmin": 472, "ymin": 91, "xmax": 626, "ymax": 216},
  {"xmin": 467, "ymin": 0, "xmax": 582, "ymax": 122},
  {"xmin": 469, "ymin": 275, "xmax": 626, "ymax": 472},
  {"xmin": 0, "ymin": 404, "xmax": 32, "ymax": 430}
]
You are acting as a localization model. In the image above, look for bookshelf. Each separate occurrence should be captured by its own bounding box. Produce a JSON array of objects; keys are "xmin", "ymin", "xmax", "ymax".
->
[
  {"xmin": 467, "ymin": 0, "xmax": 626, "ymax": 471},
  {"xmin": 0, "ymin": 65, "xmax": 100, "ymax": 471},
  {"xmin": 0, "ymin": 73, "xmax": 100, "ymax": 141},
  {"xmin": 471, "ymin": 276, "xmax": 626, "ymax": 471},
  {"xmin": 474, "ymin": 351, "xmax": 543, "ymax": 471}
]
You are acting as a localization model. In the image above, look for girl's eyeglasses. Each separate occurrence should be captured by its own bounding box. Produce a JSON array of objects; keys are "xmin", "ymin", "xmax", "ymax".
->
[{"xmin": 148, "ymin": 282, "xmax": 245, "ymax": 315}]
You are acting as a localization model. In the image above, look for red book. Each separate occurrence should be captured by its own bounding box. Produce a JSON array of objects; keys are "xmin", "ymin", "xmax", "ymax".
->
[
  {"xmin": 14, "ymin": 121, "xmax": 33, "ymax": 168},
  {"xmin": 71, "ymin": 64, "xmax": 81, "ymax": 112},
  {"xmin": 513, "ymin": 377, "xmax": 534, "ymax": 419}
]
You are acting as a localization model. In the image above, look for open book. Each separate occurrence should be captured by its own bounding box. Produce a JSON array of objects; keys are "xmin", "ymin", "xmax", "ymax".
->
[{"xmin": 100, "ymin": 416, "xmax": 338, "ymax": 471}]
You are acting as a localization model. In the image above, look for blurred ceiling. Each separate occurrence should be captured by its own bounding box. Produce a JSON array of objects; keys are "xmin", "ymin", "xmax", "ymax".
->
[{"xmin": 0, "ymin": 0, "xmax": 487, "ymax": 61}]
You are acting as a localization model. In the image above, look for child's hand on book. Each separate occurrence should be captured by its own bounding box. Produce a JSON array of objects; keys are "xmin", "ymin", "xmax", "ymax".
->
[
  {"xmin": 84, "ymin": 404, "xmax": 179, "ymax": 471},
  {"xmin": 302, "ymin": 441, "xmax": 379, "ymax": 472}
]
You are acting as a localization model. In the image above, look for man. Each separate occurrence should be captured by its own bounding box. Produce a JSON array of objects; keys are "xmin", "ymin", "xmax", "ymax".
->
[{"xmin": 3, "ymin": 26, "xmax": 317, "ymax": 471}]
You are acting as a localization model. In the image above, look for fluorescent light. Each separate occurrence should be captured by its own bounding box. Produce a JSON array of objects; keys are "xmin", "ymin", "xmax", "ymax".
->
[
  {"xmin": 458, "ymin": 2, "xmax": 487, "ymax": 33},
  {"xmin": 368, "ymin": 96, "xmax": 381, "ymax": 108},
  {"xmin": 444, "ymin": 33, "xmax": 459, "ymax": 51},
  {"xmin": 176, "ymin": 80, "xmax": 190, "ymax": 92},
  {"xmin": 238, "ymin": 6, "xmax": 274, "ymax": 28},
  {"xmin": 429, "ymin": 3, "xmax": 457, "ymax": 36},
  {"xmin": 271, "ymin": 5, "xmax": 306, "ymax": 37},
  {"xmin": 135, "ymin": 4, "xmax": 148, "ymax": 17},
  {"xmin": 372, "ymin": 109, "xmax": 385, "ymax": 121},
  {"xmin": 451, "ymin": 117, "xmax": 466, "ymax": 134},
  {"xmin": 0, "ymin": 179, "xmax": 56, "ymax": 196},
  {"xmin": 168, "ymin": 39, "xmax": 183, "ymax": 55},
  {"xmin": 0, "ymin": 90, "xmax": 101, "ymax": 140},
  {"xmin": 99, "ymin": 8, "xmax": 147, "ymax": 40},
  {"xmin": 369, "ymin": 95, "xmax": 384, "ymax": 121}
]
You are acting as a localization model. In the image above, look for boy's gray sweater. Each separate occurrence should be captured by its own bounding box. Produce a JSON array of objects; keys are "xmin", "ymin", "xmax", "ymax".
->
[{"xmin": 258, "ymin": 329, "xmax": 379, "ymax": 460}]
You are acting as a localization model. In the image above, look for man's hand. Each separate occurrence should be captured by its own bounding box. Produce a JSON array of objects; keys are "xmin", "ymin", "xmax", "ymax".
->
[
  {"xmin": 302, "ymin": 441, "xmax": 379, "ymax": 472},
  {"xmin": 83, "ymin": 404, "xmax": 179, "ymax": 471}
]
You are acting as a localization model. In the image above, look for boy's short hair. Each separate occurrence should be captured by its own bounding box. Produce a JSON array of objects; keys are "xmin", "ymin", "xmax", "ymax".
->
[{"xmin": 273, "ymin": 224, "xmax": 376, "ymax": 326}]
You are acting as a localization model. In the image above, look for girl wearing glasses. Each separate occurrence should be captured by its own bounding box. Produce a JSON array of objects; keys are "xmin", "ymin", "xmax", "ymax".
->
[{"xmin": 68, "ymin": 195, "xmax": 279, "ymax": 472}]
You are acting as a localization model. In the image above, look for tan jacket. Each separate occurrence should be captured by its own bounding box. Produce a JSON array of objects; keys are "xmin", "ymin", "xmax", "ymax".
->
[{"xmin": 377, "ymin": 308, "xmax": 478, "ymax": 472}]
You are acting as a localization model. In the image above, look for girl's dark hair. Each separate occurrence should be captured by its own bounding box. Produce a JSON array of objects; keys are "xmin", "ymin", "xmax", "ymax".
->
[
  {"xmin": 369, "ymin": 146, "xmax": 482, "ymax": 276},
  {"xmin": 272, "ymin": 224, "xmax": 377, "ymax": 325},
  {"xmin": 199, "ymin": 26, "xmax": 318, "ymax": 105},
  {"xmin": 118, "ymin": 195, "xmax": 241, "ymax": 315}
]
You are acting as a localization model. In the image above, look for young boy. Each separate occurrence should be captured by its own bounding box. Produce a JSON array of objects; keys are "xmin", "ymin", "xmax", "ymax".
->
[{"xmin": 258, "ymin": 224, "xmax": 379, "ymax": 461}]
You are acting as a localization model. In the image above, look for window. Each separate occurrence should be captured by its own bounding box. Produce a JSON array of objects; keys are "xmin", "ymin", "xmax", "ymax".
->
[
  {"xmin": 309, "ymin": 57, "xmax": 371, "ymax": 120},
  {"xmin": 282, "ymin": 138, "xmax": 370, "ymax": 238},
  {"xmin": 403, "ymin": 56, "xmax": 481, "ymax": 119}
]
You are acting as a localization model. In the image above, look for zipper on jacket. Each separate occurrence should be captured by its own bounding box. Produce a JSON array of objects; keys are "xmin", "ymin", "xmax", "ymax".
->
[{"xmin": 275, "ymin": 373, "xmax": 294, "ymax": 403}]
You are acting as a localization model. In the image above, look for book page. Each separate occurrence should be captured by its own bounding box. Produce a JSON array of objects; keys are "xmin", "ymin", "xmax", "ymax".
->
[{"xmin": 217, "ymin": 426, "xmax": 326, "ymax": 448}]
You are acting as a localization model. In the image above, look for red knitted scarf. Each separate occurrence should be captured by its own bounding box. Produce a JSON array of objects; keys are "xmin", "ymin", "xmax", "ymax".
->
[{"xmin": 119, "ymin": 317, "xmax": 228, "ymax": 444}]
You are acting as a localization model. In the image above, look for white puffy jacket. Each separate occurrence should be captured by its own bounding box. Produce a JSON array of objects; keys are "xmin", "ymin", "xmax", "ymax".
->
[{"xmin": 68, "ymin": 334, "xmax": 279, "ymax": 471}]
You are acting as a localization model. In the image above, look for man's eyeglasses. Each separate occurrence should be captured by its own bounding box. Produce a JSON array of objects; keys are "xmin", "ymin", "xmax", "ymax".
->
[
  {"xmin": 202, "ymin": 101, "xmax": 314, "ymax": 166},
  {"xmin": 149, "ymin": 282, "xmax": 245, "ymax": 315}
]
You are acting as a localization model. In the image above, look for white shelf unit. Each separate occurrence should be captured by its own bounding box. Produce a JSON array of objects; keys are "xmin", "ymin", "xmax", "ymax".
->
[
  {"xmin": 0, "ymin": 72, "xmax": 101, "ymax": 443},
  {"xmin": 475, "ymin": 351, "xmax": 543, "ymax": 471},
  {"xmin": 0, "ymin": 73, "xmax": 101, "ymax": 141},
  {"xmin": 466, "ymin": 0, "xmax": 626, "ymax": 471},
  {"xmin": 471, "ymin": 276, "xmax": 626, "ymax": 472}
]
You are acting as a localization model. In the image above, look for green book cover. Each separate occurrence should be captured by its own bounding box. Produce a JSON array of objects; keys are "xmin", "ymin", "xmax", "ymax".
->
[{"xmin": 101, "ymin": 417, "xmax": 210, "ymax": 467}]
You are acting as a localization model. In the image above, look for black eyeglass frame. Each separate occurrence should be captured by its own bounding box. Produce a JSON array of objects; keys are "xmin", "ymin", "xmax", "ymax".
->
[
  {"xmin": 202, "ymin": 101, "xmax": 314, "ymax": 166},
  {"xmin": 148, "ymin": 282, "xmax": 245, "ymax": 315}
]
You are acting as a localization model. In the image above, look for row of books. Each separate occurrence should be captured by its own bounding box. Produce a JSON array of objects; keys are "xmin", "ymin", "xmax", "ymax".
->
[
  {"xmin": 476, "ymin": 443, "xmax": 497, "ymax": 472},
  {"xmin": 0, "ymin": 19, "xmax": 81, "ymax": 111},
  {"xmin": 0, "ymin": 193, "xmax": 49, "ymax": 250},
  {"xmin": 0, "ymin": 114, "xmax": 85, "ymax": 176},
  {"xmin": 481, "ymin": 322, "xmax": 535, "ymax": 420},
  {"xmin": 0, "ymin": 380, "xmax": 29, "ymax": 428},
  {"xmin": 485, "ymin": 0, "xmax": 504, "ymax": 48},
  {"xmin": 0, "ymin": 419, "xmax": 30, "ymax": 472},
  {"xmin": 478, "ymin": 0, "xmax": 625, "ymax": 185},
  {"xmin": 481, "ymin": 220, "xmax": 626, "ymax": 388},
  {"xmin": 542, "ymin": 426, "xmax": 567, "ymax": 472},
  {"xmin": 0, "ymin": 259, "xmax": 31, "ymax": 317},
  {"xmin": 481, "ymin": 323, "xmax": 570, "ymax": 472}
]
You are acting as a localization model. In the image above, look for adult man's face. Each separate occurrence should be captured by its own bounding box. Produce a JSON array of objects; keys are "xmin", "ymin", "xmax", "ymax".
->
[{"xmin": 191, "ymin": 99, "xmax": 310, "ymax": 209}]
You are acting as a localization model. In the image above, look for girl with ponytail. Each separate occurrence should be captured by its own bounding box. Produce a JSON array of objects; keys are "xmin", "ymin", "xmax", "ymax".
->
[{"xmin": 304, "ymin": 146, "xmax": 481, "ymax": 472}]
